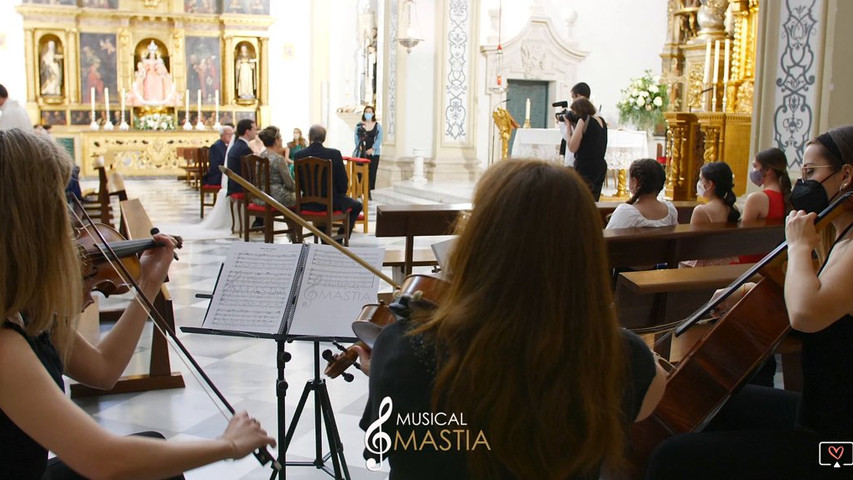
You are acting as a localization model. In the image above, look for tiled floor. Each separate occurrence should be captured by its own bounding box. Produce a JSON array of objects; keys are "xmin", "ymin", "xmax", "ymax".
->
[{"xmin": 74, "ymin": 178, "xmax": 459, "ymax": 479}]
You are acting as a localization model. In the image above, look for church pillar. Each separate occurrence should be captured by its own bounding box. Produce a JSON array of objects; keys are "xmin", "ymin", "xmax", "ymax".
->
[
  {"xmin": 258, "ymin": 36, "xmax": 270, "ymax": 125},
  {"xmin": 430, "ymin": 0, "xmax": 482, "ymax": 182},
  {"xmin": 24, "ymin": 28, "xmax": 35, "ymax": 103},
  {"xmin": 752, "ymin": 0, "xmax": 853, "ymax": 170},
  {"xmin": 310, "ymin": 0, "xmax": 332, "ymax": 125}
]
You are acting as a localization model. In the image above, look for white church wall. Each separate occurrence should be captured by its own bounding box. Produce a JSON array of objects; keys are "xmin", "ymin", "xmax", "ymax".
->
[
  {"xmin": 476, "ymin": 0, "xmax": 667, "ymax": 169},
  {"xmin": 267, "ymin": 0, "xmax": 313, "ymax": 139},
  {"xmin": 0, "ymin": 0, "xmax": 29, "ymax": 119},
  {"xmin": 401, "ymin": 0, "xmax": 437, "ymax": 159}
]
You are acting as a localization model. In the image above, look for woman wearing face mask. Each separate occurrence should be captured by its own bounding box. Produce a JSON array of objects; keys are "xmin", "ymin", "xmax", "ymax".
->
[
  {"xmin": 353, "ymin": 106, "xmax": 382, "ymax": 197},
  {"xmin": 681, "ymin": 162, "xmax": 740, "ymax": 267},
  {"xmin": 739, "ymin": 148, "xmax": 793, "ymax": 265},
  {"xmin": 646, "ymin": 125, "xmax": 853, "ymax": 480},
  {"xmin": 286, "ymin": 128, "xmax": 306, "ymax": 176}
]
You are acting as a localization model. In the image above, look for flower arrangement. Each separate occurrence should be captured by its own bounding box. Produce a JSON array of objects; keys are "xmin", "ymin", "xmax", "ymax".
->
[
  {"xmin": 617, "ymin": 70, "xmax": 669, "ymax": 132},
  {"xmin": 134, "ymin": 113, "xmax": 175, "ymax": 131}
]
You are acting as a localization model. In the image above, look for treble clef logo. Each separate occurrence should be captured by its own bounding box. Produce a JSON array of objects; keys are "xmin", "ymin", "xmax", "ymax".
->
[{"xmin": 365, "ymin": 396, "xmax": 393, "ymax": 471}]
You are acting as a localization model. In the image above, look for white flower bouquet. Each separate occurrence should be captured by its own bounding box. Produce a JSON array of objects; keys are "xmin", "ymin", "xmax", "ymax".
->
[
  {"xmin": 134, "ymin": 113, "xmax": 175, "ymax": 131},
  {"xmin": 616, "ymin": 70, "xmax": 669, "ymax": 132}
]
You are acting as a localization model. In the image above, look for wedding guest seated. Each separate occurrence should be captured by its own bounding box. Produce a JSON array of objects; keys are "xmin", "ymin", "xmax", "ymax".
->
[
  {"xmin": 681, "ymin": 161, "xmax": 740, "ymax": 267},
  {"xmin": 226, "ymin": 119, "xmax": 258, "ymax": 196},
  {"xmin": 255, "ymin": 126, "xmax": 299, "ymax": 242},
  {"xmin": 202, "ymin": 123, "xmax": 233, "ymax": 187},
  {"xmin": 355, "ymin": 160, "xmax": 666, "ymax": 479},
  {"xmin": 0, "ymin": 129, "xmax": 275, "ymax": 479},
  {"xmin": 739, "ymin": 147, "xmax": 792, "ymax": 262},
  {"xmin": 287, "ymin": 127, "xmax": 307, "ymax": 176},
  {"xmin": 606, "ymin": 158, "xmax": 678, "ymax": 229},
  {"xmin": 293, "ymin": 124, "xmax": 362, "ymax": 237}
]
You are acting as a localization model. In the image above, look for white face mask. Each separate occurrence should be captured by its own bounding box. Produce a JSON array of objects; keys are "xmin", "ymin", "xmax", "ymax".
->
[{"xmin": 696, "ymin": 180, "xmax": 708, "ymax": 198}]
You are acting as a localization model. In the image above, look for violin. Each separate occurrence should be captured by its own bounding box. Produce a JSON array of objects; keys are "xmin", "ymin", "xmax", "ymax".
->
[
  {"xmin": 76, "ymin": 223, "xmax": 180, "ymax": 307},
  {"xmin": 323, "ymin": 274, "xmax": 448, "ymax": 381}
]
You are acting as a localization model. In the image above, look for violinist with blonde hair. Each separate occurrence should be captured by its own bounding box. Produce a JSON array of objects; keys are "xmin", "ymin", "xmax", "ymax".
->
[{"xmin": 0, "ymin": 128, "xmax": 275, "ymax": 479}]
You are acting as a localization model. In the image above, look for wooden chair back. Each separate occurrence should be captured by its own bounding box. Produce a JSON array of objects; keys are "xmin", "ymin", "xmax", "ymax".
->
[{"xmin": 294, "ymin": 156, "xmax": 334, "ymax": 210}]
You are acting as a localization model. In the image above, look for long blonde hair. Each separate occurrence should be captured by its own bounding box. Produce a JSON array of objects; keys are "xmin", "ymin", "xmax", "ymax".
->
[
  {"xmin": 416, "ymin": 160, "xmax": 626, "ymax": 478},
  {"xmin": 0, "ymin": 128, "xmax": 81, "ymax": 361}
]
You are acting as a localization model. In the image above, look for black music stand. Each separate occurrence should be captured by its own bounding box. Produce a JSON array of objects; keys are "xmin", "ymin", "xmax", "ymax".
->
[{"xmin": 182, "ymin": 325, "xmax": 354, "ymax": 480}]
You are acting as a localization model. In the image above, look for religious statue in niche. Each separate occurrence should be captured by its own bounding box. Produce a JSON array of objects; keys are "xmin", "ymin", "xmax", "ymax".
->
[
  {"xmin": 235, "ymin": 43, "xmax": 257, "ymax": 102},
  {"xmin": 39, "ymin": 38, "xmax": 63, "ymax": 98},
  {"xmin": 127, "ymin": 40, "xmax": 179, "ymax": 106}
]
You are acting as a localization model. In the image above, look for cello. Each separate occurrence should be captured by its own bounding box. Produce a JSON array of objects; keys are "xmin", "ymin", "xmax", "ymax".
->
[{"xmin": 621, "ymin": 191, "xmax": 853, "ymax": 478}]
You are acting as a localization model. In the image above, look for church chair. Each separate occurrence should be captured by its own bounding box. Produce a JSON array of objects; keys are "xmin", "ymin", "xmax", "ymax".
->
[
  {"xmin": 241, "ymin": 154, "xmax": 298, "ymax": 243},
  {"xmin": 294, "ymin": 156, "xmax": 350, "ymax": 246},
  {"xmin": 343, "ymin": 156, "xmax": 370, "ymax": 233},
  {"xmin": 81, "ymin": 165, "xmax": 114, "ymax": 226},
  {"xmin": 198, "ymin": 147, "xmax": 220, "ymax": 218}
]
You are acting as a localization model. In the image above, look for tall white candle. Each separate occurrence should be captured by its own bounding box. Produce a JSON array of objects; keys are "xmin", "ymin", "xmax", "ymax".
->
[
  {"xmin": 185, "ymin": 89, "xmax": 190, "ymax": 119},
  {"xmin": 90, "ymin": 87, "xmax": 96, "ymax": 114},
  {"xmin": 712, "ymin": 40, "xmax": 720, "ymax": 84},
  {"xmin": 104, "ymin": 87, "xmax": 110, "ymax": 116},
  {"xmin": 214, "ymin": 89, "xmax": 219, "ymax": 119},
  {"xmin": 525, "ymin": 98, "xmax": 531, "ymax": 122},
  {"xmin": 702, "ymin": 40, "xmax": 711, "ymax": 85},
  {"xmin": 120, "ymin": 88, "xmax": 125, "ymax": 117},
  {"xmin": 723, "ymin": 39, "xmax": 731, "ymax": 83},
  {"xmin": 197, "ymin": 89, "xmax": 202, "ymax": 118}
]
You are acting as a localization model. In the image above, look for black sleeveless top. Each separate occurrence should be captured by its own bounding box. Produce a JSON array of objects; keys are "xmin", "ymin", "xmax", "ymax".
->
[
  {"xmin": 798, "ymin": 313, "xmax": 853, "ymax": 437},
  {"xmin": 574, "ymin": 117, "xmax": 608, "ymax": 168},
  {"xmin": 360, "ymin": 123, "xmax": 379, "ymax": 151},
  {"xmin": 0, "ymin": 321, "xmax": 65, "ymax": 479}
]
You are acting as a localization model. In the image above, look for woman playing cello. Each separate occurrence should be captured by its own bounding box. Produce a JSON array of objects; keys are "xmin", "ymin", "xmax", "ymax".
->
[
  {"xmin": 646, "ymin": 125, "xmax": 853, "ymax": 479},
  {"xmin": 0, "ymin": 128, "xmax": 275, "ymax": 479},
  {"xmin": 356, "ymin": 159, "xmax": 666, "ymax": 479}
]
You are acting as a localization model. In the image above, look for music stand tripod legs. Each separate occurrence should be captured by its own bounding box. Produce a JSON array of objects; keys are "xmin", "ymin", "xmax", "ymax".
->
[{"xmin": 280, "ymin": 340, "xmax": 350, "ymax": 480}]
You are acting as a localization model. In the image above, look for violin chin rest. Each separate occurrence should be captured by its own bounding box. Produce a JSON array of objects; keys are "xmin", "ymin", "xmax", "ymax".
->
[{"xmin": 352, "ymin": 322, "xmax": 384, "ymax": 349}]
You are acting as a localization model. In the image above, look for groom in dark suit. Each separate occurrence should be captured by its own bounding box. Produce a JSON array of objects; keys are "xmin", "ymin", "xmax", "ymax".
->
[
  {"xmin": 293, "ymin": 124, "xmax": 362, "ymax": 237},
  {"xmin": 225, "ymin": 118, "xmax": 258, "ymax": 196}
]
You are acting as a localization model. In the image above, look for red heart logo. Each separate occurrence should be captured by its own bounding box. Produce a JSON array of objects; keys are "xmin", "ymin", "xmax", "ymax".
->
[{"xmin": 829, "ymin": 445, "xmax": 844, "ymax": 460}]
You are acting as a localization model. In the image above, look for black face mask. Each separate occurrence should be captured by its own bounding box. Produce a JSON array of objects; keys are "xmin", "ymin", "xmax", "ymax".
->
[{"xmin": 790, "ymin": 169, "xmax": 839, "ymax": 213}]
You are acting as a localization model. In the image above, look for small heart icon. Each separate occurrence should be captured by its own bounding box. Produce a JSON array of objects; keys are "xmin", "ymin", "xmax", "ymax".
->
[{"xmin": 829, "ymin": 446, "xmax": 844, "ymax": 460}]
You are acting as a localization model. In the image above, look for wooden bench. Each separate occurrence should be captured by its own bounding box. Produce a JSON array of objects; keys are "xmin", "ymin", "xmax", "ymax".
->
[{"xmin": 383, "ymin": 248, "xmax": 439, "ymax": 283}]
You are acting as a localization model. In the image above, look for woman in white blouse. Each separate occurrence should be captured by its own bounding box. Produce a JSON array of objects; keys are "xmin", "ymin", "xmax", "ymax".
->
[{"xmin": 606, "ymin": 158, "xmax": 678, "ymax": 229}]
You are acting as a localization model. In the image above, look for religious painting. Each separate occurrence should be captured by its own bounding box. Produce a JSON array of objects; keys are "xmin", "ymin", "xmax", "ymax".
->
[
  {"xmin": 234, "ymin": 42, "xmax": 257, "ymax": 103},
  {"xmin": 69, "ymin": 109, "xmax": 95, "ymax": 126},
  {"xmin": 184, "ymin": 0, "xmax": 219, "ymax": 14},
  {"xmin": 22, "ymin": 0, "xmax": 75, "ymax": 5},
  {"xmin": 235, "ymin": 111, "xmax": 255, "ymax": 122},
  {"xmin": 38, "ymin": 35, "xmax": 65, "ymax": 102},
  {"xmin": 80, "ymin": 0, "xmax": 118, "ymax": 8},
  {"xmin": 186, "ymin": 37, "xmax": 221, "ymax": 104},
  {"xmin": 40, "ymin": 110, "xmax": 67, "ymax": 126},
  {"xmin": 224, "ymin": 0, "xmax": 270, "ymax": 15},
  {"xmin": 217, "ymin": 111, "xmax": 234, "ymax": 125},
  {"xmin": 79, "ymin": 33, "xmax": 117, "ymax": 105}
]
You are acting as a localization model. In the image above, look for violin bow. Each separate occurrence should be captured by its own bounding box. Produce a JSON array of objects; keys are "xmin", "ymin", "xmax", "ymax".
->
[
  {"xmin": 220, "ymin": 165, "xmax": 401, "ymax": 289},
  {"xmin": 69, "ymin": 196, "xmax": 282, "ymax": 472}
]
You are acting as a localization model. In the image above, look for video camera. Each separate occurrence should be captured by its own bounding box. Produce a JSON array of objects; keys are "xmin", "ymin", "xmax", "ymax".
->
[{"xmin": 552, "ymin": 100, "xmax": 579, "ymax": 124}]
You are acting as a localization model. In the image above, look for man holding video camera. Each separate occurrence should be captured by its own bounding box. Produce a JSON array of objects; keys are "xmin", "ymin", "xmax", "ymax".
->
[
  {"xmin": 557, "ymin": 82, "xmax": 591, "ymax": 167},
  {"xmin": 557, "ymin": 82, "xmax": 608, "ymax": 200}
]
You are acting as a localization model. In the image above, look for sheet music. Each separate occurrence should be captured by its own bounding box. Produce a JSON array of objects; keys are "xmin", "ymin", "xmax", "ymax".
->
[
  {"xmin": 430, "ymin": 237, "xmax": 457, "ymax": 273},
  {"xmin": 204, "ymin": 243, "xmax": 301, "ymax": 334},
  {"xmin": 288, "ymin": 245, "xmax": 385, "ymax": 337}
]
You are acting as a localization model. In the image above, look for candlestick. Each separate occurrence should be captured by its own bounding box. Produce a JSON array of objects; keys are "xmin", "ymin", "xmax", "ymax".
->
[
  {"xmin": 713, "ymin": 40, "xmax": 720, "ymax": 84},
  {"xmin": 119, "ymin": 88, "xmax": 129, "ymax": 131},
  {"xmin": 89, "ymin": 87, "xmax": 99, "ymax": 130},
  {"xmin": 196, "ymin": 89, "xmax": 204, "ymax": 130},
  {"xmin": 723, "ymin": 39, "xmax": 730, "ymax": 83},
  {"xmin": 213, "ymin": 89, "xmax": 221, "ymax": 131},
  {"xmin": 702, "ymin": 40, "xmax": 711, "ymax": 86},
  {"xmin": 525, "ymin": 98, "xmax": 531, "ymax": 122},
  {"xmin": 183, "ymin": 89, "xmax": 192, "ymax": 131},
  {"xmin": 103, "ymin": 88, "xmax": 114, "ymax": 130}
]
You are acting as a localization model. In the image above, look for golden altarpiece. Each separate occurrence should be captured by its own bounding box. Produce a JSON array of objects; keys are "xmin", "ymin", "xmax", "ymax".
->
[
  {"xmin": 660, "ymin": 0, "xmax": 758, "ymax": 200},
  {"xmin": 17, "ymin": 0, "xmax": 273, "ymax": 178}
]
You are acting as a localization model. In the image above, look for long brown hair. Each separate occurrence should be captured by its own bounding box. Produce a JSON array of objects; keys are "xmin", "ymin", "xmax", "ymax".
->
[
  {"xmin": 754, "ymin": 147, "xmax": 793, "ymax": 214},
  {"xmin": 416, "ymin": 160, "xmax": 626, "ymax": 478},
  {"xmin": 0, "ymin": 129, "xmax": 81, "ymax": 362}
]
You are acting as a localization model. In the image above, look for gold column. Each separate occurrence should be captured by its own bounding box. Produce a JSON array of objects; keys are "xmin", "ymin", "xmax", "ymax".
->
[
  {"xmin": 24, "ymin": 28, "xmax": 35, "ymax": 102},
  {"xmin": 118, "ymin": 27, "xmax": 131, "ymax": 94},
  {"xmin": 258, "ymin": 37, "xmax": 270, "ymax": 125},
  {"xmin": 66, "ymin": 29, "xmax": 79, "ymax": 103},
  {"xmin": 664, "ymin": 112, "xmax": 700, "ymax": 201},
  {"xmin": 223, "ymin": 36, "xmax": 234, "ymax": 105}
]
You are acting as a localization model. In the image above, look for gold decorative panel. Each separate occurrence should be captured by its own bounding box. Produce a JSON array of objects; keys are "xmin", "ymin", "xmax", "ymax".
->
[{"xmin": 81, "ymin": 131, "xmax": 218, "ymax": 178}]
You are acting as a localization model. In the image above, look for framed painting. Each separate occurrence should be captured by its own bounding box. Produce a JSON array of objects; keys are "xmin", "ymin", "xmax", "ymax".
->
[
  {"xmin": 23, "ymin": 0, "xmax": 75, "ymax": 4},
  {"xmin": 224, "ymin": 0, "xmax": 270, "ymax": 15},
  {"xmin": 186, "ymin": 37, "xmax": 221, "ymax": 104},
  {"xmin": 69, "ymin": 109, "xmax": 95, "ymax": 126},
  {"xmin": 40, "ymin": 110, "xmax": 68, "ymax": 126},
  {"xmin": 184, "ymin": 0, "xmax": 219, "ymax": 14},
  {"xmin": 79, "ymin": 33, "xmax": 117, "ymax": 105},
  {"xmin": 235, "ymin": 110, "xmax": 256, "ymax": 122}
]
